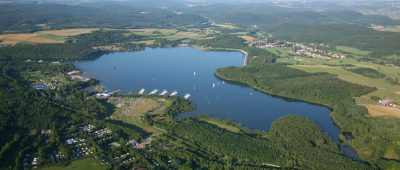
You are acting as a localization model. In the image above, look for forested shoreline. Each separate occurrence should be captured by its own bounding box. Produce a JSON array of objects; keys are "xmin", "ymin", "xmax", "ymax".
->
[{"xmin": 215, "ymin": 63, "xmax": 400, "ymax": 168}]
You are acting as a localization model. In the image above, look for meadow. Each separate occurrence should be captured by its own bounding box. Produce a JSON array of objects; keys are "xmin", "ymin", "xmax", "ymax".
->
[{"xmin": 40, "ymin": 158, "xmax": 105, "ymax": 170}]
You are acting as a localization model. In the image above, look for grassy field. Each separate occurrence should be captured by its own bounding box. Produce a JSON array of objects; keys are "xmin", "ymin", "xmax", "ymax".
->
[
  {"xmin": 266, "ymin": 47, "xmax": 293, "ymax": 58},
  {"xmin": 40, "ymin": 158, "xmax": 105, "ymax": 170},
  {"xmin": 336, "ymin": 46, "xmax": 370, "ymax": 56},
  {"xmin": 111, "ymin": 97, "xmax": 172, "ymax": 134}
]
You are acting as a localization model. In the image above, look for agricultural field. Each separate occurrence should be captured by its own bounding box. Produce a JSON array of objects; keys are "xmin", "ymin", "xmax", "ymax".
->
[
  {"xmin": 0, "ymin": 28, "xmax": 97, "ymax": 45},
  {"xmin": 40, "ymin": 158, "xmax": 105, "ymax": 170},
  {"xmin": 366, "ymin": 105, "xmax": 400, "ymax": 118},
  {"xmin": 38, "ymin": 28, "xmax": 98, "ymax": 36},
  {"xmin": 286, "ymin": 57, "xmax": 400, "ymax": 117},
  {"xmin": 239, "ymin": 35, "xmax": 256, "ymax": 43}
]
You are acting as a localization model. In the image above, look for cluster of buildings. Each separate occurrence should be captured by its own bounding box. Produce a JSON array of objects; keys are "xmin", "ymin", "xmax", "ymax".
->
[
  {"xmin": 80, "ymin": 124, "xmax": 95, "ymax": 132},
  {"xmin": 249, "ymin": 39, "xmax": 287, "ymax": 48},
  {"xmin": 127, "ymin": 139, "xmax": 147, "ymax": 149},
  {"xmin": 65, "ymin": 137, "xmax": 93, "ymax": 158},
  {"xmin": 378, "ymin": 99, "xmax": 397, "ymax": 108},
  {"xmin": 249, "ymin": 38, "xmax": 347, "ymax": 60},
  {"xmin": 292, "ymin": 43, "xmax": 346, "ymax": 60},
  {"xmin": 113, "ymin": 153, "xmax": 135, "ymax": 166},
  {"xmin": 370, "ymin": 24, "xmax": 400, "ymax": 32},
  {"xmin": 93, "ymin": 128, "xmax": 113, "ymax": 139}
]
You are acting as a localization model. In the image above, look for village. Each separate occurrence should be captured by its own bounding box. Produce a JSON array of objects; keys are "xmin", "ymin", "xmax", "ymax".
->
[{"xmin": 249, "ymin": 38, "xmax": 347, "ymax": 60}]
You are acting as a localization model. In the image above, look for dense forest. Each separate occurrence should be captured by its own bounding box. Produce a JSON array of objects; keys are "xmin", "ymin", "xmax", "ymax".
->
[
  {"xmin": 264, "ymin": 23, "xmax": 400, "ymax": 58},
  {"xmin": 164, "ymin": 116, "xmax": 373, "ymax": 169},
  {"xmin": 215, "ymin": 63, "xmax": 400, "ymax": 168},
  {"xmin": 0, "ymin": 3, "xmax": 208, "ymax": 33},
  {"xmin": 187, "ymin": 3, "xmax": 399, "ymax": 26}
]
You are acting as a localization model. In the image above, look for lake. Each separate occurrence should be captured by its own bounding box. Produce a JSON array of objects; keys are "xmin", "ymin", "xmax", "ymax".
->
[{"xmin": 75, "ymin": 46, "xmax": 340, "ymax": 141}]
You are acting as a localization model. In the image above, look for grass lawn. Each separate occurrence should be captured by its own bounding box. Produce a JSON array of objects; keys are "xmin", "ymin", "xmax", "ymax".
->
[
  {"xmin": 336, "ymin": 46, "xmax": 370, "ymax": 56},
  {"xmin": 40, "ymin": 158, "xmax": 105, "ymax": 170},
  {"xmin": 112, "ymin": 97, "xmax": 172, "ymax": 134}
]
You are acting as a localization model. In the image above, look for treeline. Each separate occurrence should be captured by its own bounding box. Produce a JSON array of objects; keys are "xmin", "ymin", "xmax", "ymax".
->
[
  {"xmin": 245, "ymin": 47, "xmax": 277, "ymax": 64},
  {"xmin": 164, "ymin": 116, "xmax": 373, "ymax": 169},
  {"xmin": 165, "ymin": 98, "xmax": 196, "ymax": 117},
  {"xmin": 215, "ymin": 63, "xmax": 400, "ymax": 168},
  {"xmin": 192, "ymin": 34, "xmax": 246, "ymax": 49},
  {"xmin": 349, "ymin": 67, "xmax": 386, "ymax": 79}
]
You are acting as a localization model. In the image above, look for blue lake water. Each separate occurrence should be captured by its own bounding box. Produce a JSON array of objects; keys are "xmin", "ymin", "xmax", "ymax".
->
[{"xmin": 75, "ymin": 46, "xmax": 340, "ymax": 141}]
